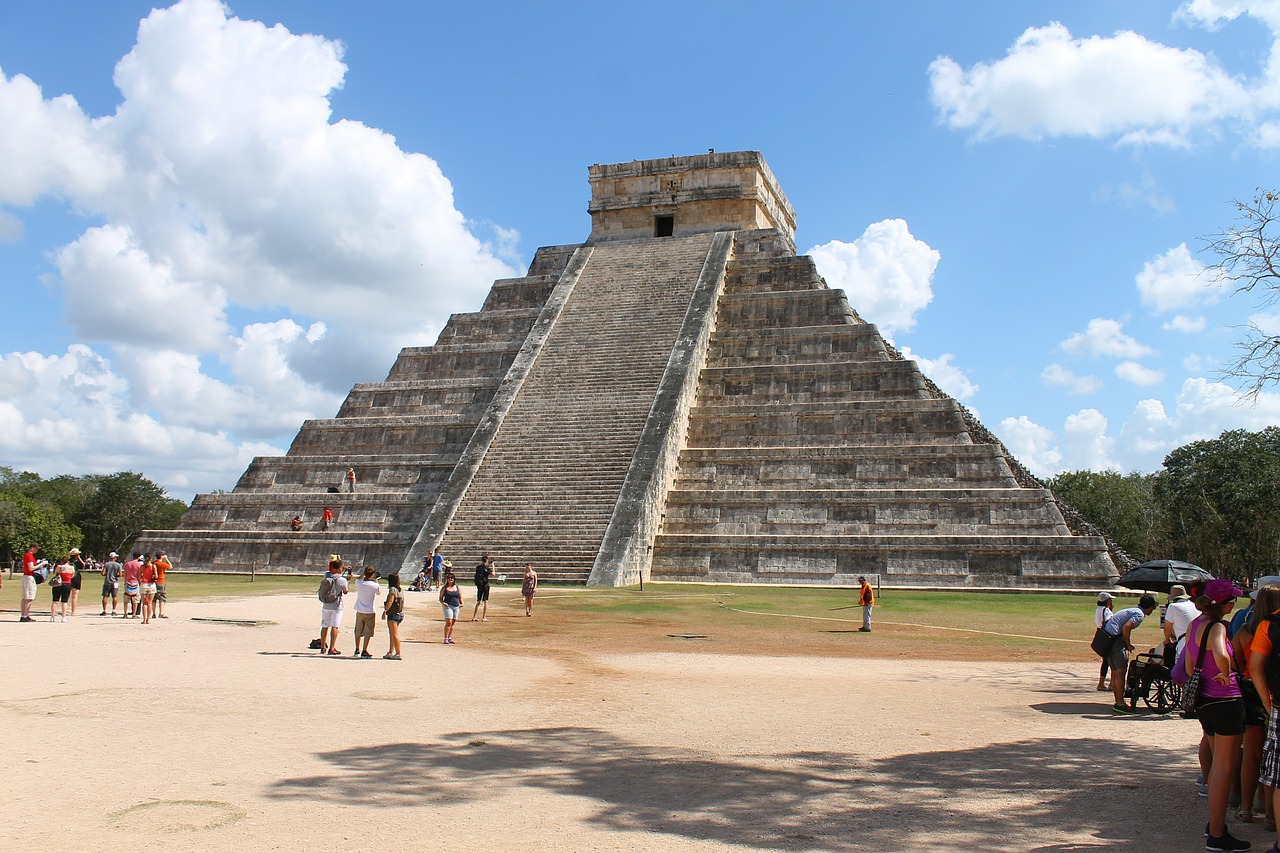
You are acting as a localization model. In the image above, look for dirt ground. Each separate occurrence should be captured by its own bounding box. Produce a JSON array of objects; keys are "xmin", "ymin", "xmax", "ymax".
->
[{"xmin": 0, "ymin": 587, "xmax": 1253, "ymax": 852}]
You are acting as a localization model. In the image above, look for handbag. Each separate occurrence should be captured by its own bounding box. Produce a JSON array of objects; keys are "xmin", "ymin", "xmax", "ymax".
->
[
  {"xmin": 1090, "ymin": 626, "xmax": 1117, "ymax": 658},
  {"xmin": 1180, "ymin": 619, "xmax": 1222, "ymax": 718}
]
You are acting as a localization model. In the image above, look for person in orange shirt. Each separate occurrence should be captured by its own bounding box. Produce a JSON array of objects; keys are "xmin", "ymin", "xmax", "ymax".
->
[
  {"xmin": 858, "ymin": 576, "xmax": 875, "ymax": 633},
  {"xmin": 152, "ymin": 551, "xmax": 172, "ymax": 619},
  {"xmin": 322, "ymin": 507, "xmax": 334, "ymax": 531},
  {"xmin": 1247, "ymin": 586, "xmax": 1280, "ymax": 850}
]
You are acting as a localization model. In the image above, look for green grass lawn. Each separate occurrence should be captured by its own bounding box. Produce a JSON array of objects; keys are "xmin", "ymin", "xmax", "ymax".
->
[{"xmin": 0, "ymin": 573, "xmax": 1167, "ymax": 659}]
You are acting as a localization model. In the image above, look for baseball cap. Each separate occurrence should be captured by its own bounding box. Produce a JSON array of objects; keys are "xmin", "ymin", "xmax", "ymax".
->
[
  {"xmin": 1205, "ymin": 579, "xmax": 1244, "ymax": 604},
  {"xmin": 1097, "ymin": 591, "xmax": 1114, "ymax": 604}
]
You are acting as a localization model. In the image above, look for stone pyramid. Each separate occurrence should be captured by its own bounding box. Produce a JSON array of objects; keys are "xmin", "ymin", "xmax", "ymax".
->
[{"xmin": 138, "ymin": 151, "xmax": 1120, "ymax": 588}]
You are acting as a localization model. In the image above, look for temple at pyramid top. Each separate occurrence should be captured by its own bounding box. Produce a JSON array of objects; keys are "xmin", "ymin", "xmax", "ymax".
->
[
  {"xmin": 587, "ymin": 151, "xmax": 796, "ymax": 243},
  {"xmin": 137, "ymin": 150, "xmax": 1124, "ymax": 589}
]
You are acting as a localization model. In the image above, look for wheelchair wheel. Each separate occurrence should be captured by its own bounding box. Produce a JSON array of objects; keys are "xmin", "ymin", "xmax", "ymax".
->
[{"xmin": 1143, "ymin": 676, "xmax": 1178, "ymax": 714}]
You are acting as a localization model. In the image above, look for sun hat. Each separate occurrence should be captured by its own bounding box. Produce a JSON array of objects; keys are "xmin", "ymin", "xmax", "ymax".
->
[
  {"xmin": 1251, "ymin": 576, "xmax": 1280, "ymax": 599},
  {"xmin": 1204, "ymin": 579, "xmax": 1244, "ymax": 604},
  {"xmin": 1167, "ymin": 585, "xmax": 1190, "ymax": 602}
]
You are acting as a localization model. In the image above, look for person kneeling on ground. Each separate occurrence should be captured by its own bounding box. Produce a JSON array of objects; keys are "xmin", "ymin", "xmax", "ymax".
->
[{"xmin": 1103, "ymin": 593, "xmax": 1157, "ymax": 715}]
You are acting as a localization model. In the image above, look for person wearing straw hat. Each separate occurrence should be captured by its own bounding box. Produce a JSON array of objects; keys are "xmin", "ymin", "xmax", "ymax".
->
[
  {"xmin": 1165, "ymin": 585, "xmax": 1199, "ymax": 657},
  {"xmin": 1095, "ymin": 591, "xmax": 1114, "ymax": 691}
]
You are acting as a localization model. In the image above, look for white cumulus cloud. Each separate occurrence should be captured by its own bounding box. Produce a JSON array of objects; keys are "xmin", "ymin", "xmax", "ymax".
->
[
  {"xmin": 1115, "ymin": 361, "xmax": 1165, "ymax": 386},
  {"xmin": 997, "ymin": 415, "xmax": 1063, "ymax": 477},
  {"xmin": 1041, "ymin": 363, "xmax": 1103, "ymax": 394},
  {"xmin": 0, "ymin": 0, "xmax": 520, "ymax": 497},
  {"xmin": 1136, "ymin": 243, "xmax": 1222, "ymax": 312},
  {"xmin": 1165, "ymin": 314, "xmax": 1207, "ymax": 332},
  {"xmin": 808, "ymin": 219, "xmax": 940, "ymax": 335},
  {"xmin": 929, "ymin": 14, "xmax": 1273, "ymax": 145},
  {"xmin": 898, "ymin": 347, "xmax": 978, "ymax": 400},
  {"xmin": 1063, "ymin": 408, "xmax": 1119, "ymax": 471},
  {"xmin": 1060, "ymin": 318, "xmax": 1155, "ymax": 359}
]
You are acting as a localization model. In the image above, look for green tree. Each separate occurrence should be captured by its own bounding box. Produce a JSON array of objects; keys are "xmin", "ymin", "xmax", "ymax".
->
[
  {"xmin": 1048, "ymin": 470, "xmax": 1167, "ymax": 560},
  {"xmin": 1153, "ymin": 427, "xmax": 1280, "ymax": 578},
  {"xmin": 1204, "ymin": 191, "xmax": 1280, "ymax": 397},
  {"xmin": 72, "ymin": 472, "xmax": 188, "ymax": 556},
  {"xmin": 0, "ymin": 491, "xmax": 81, "ymax": 566}
]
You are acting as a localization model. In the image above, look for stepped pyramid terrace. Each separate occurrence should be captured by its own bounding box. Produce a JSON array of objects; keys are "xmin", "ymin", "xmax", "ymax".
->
[{"xmin": 136, "ymin": 151, "xmax": 1122, "ymax": 588}]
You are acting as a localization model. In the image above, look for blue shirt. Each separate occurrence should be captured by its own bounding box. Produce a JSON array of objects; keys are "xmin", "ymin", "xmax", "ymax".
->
[{"xmin": 1104, "ymin": 606, "xmax": 1146, "ymax": 637}]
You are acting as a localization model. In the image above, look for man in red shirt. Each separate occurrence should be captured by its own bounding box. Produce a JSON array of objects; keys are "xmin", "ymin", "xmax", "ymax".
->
[
  {"xmin": 322, "ymin": 507, "xmax": 334, "ymax": 531},
  {"xmin": 20, "ymin": 544, "xmax": 38, "ymax": 622}
]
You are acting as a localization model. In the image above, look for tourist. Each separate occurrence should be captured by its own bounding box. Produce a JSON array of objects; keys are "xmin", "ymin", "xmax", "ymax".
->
[
  {"xmin": 522, "ymin": 564, "xmax": 538, "ymax": 617},
  {"xmin": 1165, "ymin": 585, "xmax": 1199, "ymax": 656},
  {"xmin": 101, "ymin": 552, "xmax": 121, "ymax": 616},
  {"xmin": 138, "ymin": 554, "xmax": 157, "ymax": 625},
  {"xmin": 1234, "ymin": 586, "xmax": 1280, "ymax": 827},
  {"xmin": 49, "ymin": 554, "xmax": 74, "ymax": 622},
  {"xmin": 1248, "ymin": 588, "xmax": 1280, "ymax": 850},
  {"xmin": 439, "ymin": 572, "xmax": 462, "ymax": 644},
  {"xmin": 1095, "ymin": 591, "xmax": 1115, "ymax": 691},
  {"xmin": 431, "ymin": 547, "xmax": 444, "ymax": 590},
  {"xmin": 1186, "ymin": 579, "xmax": 1248, "ymax": 851},
  {"xmin": 858, "ymin": 576, "xmax": 875, "ymax": 632},
  {"xmin": 290, "ymin": 514, "xmax": 303, "ymax": 531},
  {"xmin": 122, "ymin": 552, "xmax": 142, "ymax": 618},
  {"xmin": 318, "ymin": 558, "xmax": 350, "ymax": 655},
  {"xmin": 383, "ymin": 572, "xmax": 403, "ymax": 659},
  {"xmin": 68, "ymin": 547, "xmax": 87, "ymax": 616},
  {"xmin": 1102, "ymin": 593, "xmax": 1158, "ymax": 714},
  {"xmin": 152, "ymin": 550, "xmax": 171, "ymax": 618},
  {"xmin": 346, "ymin": 467, "xmax": 356, "ymax": 493},
  {"xmin": 352, "ymin": 566, "xmax": 382, "ymax": 659},
  {"xmin": 472, "ymin": 554, "xmax": 493, "ymax": 622},
  {"xmin": 321, "ymin": 506, "xmax": 333, "ymax": 531},
  {"xmin": 20, "ymin": 543, "xmax": 38, "ymax": 622}
]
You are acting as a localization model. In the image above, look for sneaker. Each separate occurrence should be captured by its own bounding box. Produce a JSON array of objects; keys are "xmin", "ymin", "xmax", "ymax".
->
[
  {"xmin": 360, "ymin": 651, "xmax": 372, "ymax": 659},
  {"xmin": 390, "ymin": 654, "xmax": 401, "ymax": 660},
  {"xmin": 1206, "ymin": 831, "xmax": 1251, "ymax": 851},
  {"xmin": 61, "ymin": 617, "xmax": 68, "ymax": 623},
  {"xmin": 352, "ymin": 649, "xmax": 360, "ymax": 657},
  {"xmin": 858, "ymin": 627, "xmax": 871, "ymax": 632},
  {"xmin": 99, "ymin": 610, "xmax": 106, "ymax": 616},
  {"xmin": 1197, "ymin": 780, "xmax": 1210, "ymax": 797},
  {"xmin": 383, "ymin": 653, "xmax": 394, "ymax": 659},
  {"xmin": 1111, "ymin": 704, "xmax": 1135, "ymax": 715}
]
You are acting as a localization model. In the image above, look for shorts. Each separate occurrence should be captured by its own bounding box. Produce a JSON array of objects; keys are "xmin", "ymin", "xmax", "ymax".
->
[
  {"xmin": 320, "ymin": 608, "xmax": 344, "ymax": 629},
  {"xmin": 1106, "ymin": 643, "xmax": 1130, "ymax": 670},
  {"xmin": 441, "ymin": 605, "xmax": 460, "ymax": 621},
  {"xmin": 354, "ymin": 612, "xmax": 376, "ymax": 639},
  {"xmin": 475, "ymin": 583, "xmax": 490, "ymax": 602},
  {"xmin": 1198, "ymin": 696, "xmax": 1246, "ymax": 738},
  {"xmin": 140, "ymin": 583, "xmax": 157, "ymax": 597},
  {"xmin": 102, "ymin": 581, "xmax": 118, "ymax": 598},
  {"xmin": 1261, "ymin": 707, "xmax": 1280, "ymax": 788},
  {"xmin": 51, "ymin": 585, "xmax": 71, "ymax": 603},
  {"xmin": 154, "ymin": 584, "xmax": 167, "ymax": 602},
  {"xmin": 388, "ymin": 612, "xmax": 404, "ymax": 624},
  {"xmin": 21, "ymin": 575, "xmax": 36, "ymax": 601},
  {"xmin": 70, "ymin": 573, "xmax": 83, "ymax": 590}
]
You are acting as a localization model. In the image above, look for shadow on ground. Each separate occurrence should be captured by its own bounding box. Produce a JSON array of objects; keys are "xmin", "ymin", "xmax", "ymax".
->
[{"xmin": 267, "ymin": 729, "xmax": 1192, "ymax": 850}]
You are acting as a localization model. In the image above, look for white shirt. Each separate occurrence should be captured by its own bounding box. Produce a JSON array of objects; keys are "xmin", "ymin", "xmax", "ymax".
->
[
  {"xmin": 354, "ymin": 578, "xmax": 383, "ymax": 614},
  {"xmin": 1165, "ymin": 599, "xmax": 1199, "ymax": 653}
]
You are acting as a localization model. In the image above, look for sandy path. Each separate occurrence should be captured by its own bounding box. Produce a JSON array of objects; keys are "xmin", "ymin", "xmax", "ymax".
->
[{"xmin": 0, "ymin": 591, "xmax": 1236, "ymax": 851}]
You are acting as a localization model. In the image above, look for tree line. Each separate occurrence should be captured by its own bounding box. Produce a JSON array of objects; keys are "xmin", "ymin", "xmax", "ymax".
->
[
  {"xmin": 1048, "ymin": 427, "xmax": 1280, "ymax": 580},
  {"xmin": 0, "ymin": 468, "xmax": 188, "ymax": 565}
]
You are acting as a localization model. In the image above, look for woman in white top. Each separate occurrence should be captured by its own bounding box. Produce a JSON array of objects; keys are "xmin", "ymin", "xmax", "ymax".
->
[
  {"xmin": 1164, "ymin": 584, "xmax": 1200, "ymax": 657},
  {"xmin": 1095, "ymin": 592, "xmax": 1114, "ymax": 691}
]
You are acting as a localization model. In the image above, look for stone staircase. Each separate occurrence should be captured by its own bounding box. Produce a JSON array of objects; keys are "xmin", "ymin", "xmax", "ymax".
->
[
  {"xmin": 435, "ymin": 233, "xmax": 720, "ymax": 582},
  {"xmin": 133, "ymin": 246, "xmax": 578, "ymax": 572},
  {"xmin": 649, "ymin": 231, "xmax": 1115, "ymax": 587}
]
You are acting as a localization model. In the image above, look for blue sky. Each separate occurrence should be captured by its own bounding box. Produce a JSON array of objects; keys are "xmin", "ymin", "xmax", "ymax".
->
[{"xmin": 1, "ymin": 0, "xmax": 1279, "ymax": 500}]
